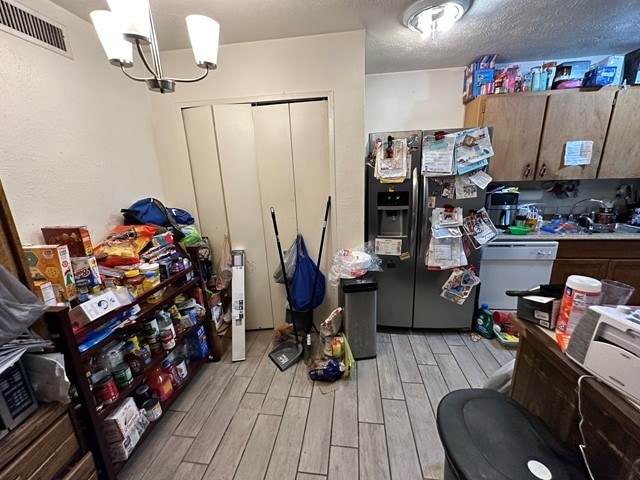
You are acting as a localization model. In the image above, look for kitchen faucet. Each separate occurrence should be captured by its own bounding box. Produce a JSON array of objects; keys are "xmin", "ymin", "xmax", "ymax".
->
[{"xmin": 568, "ymin": 198, "xmax": 607, "ymax": 220}]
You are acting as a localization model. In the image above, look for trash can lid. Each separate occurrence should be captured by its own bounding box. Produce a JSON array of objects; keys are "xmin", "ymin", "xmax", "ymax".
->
[
  {"xmin": 437, "ymin": 389, "xmax": 587, "ymax": 480},
  {"xmin": 341, "ymin": 274, "xmax": 377, "ymax": 293}
]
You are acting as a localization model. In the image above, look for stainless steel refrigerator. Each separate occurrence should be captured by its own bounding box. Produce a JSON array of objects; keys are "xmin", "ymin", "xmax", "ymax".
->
[{"xmin": 366, "ymin": 129, "xmax": 487, "ymax": 329}]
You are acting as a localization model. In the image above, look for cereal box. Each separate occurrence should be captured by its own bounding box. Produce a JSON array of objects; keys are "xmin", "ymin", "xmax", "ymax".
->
[
  {"xmin": 33, "ymin": 280, "xmax": 57, "ymax": 306},
  {"xmin": 71, "ymin": 255, "xmax": 102, "ymax": 289},
  {"xmin": 23, "ymin": 244, "xmax": 76, "ymax": 302},
  {"xmin": 41, "ymin": 226, "xmax": 94, "ymax": 257}
]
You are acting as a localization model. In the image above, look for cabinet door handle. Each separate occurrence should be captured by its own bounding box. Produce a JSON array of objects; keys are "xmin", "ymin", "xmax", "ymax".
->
[
  {"xmin": 539, "ymin": 164, "xmax": 547, "ymax": 177},
  {"xmin": 524, "ymin": 164, "xmax": 531, "ymax": 178}
]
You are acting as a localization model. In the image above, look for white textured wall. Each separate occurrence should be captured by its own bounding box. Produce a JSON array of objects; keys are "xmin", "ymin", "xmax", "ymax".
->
[
  {"xmin": 0, "ymin": 0, "xmax": 163, "ymax": 244},
  {"xmin": 148, "ymin": 31, "xmax": 365, "ymax": 249},
  {"xmin": 365, "ymin": 68, "xmax": 465, "ymax": 135}
]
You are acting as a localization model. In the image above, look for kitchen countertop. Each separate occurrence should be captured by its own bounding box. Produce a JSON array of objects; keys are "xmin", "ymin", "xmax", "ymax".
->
[{"xmin": 496, "ymin": 230, "xmax": 640, "ymax": 241}]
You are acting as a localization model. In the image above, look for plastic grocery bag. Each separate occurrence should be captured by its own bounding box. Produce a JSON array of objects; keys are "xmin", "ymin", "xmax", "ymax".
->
[
  {"xmin": 215, "ymin": 234, "xmax": 233, "ymax": 291},
  {"xmin": 289, "ymin": 235, "xmax": 326, "ymax": 311},
  {"xmin": 272, "ymin": 236, "xmax": 297, "ymax": 284},
  {"xmin": 328, "ymin": 241, "xmax": 382, "ymax": 286}
]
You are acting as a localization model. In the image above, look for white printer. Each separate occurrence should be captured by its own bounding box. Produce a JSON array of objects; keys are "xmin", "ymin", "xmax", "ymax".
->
[{"xmin": 566, "ymin": 305, "xmax": 640, "ymax": 403}]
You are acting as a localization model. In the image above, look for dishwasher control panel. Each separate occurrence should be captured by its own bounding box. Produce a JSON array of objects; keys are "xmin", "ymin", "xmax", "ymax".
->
[{"xmin": 480, "ymin": 241, "xmax": 559, "ymax": 261}]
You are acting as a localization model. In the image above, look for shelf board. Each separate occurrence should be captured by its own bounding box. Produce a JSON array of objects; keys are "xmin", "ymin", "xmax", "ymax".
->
[
  {"xmin": 73, "ymin": 266, "xmax": 194, "ymax": 341},
  {"xmin": 96, "ymin": 317, "xmax": 206, "ymax": 421},
  {"xmin": 111, "ymin": 356, "xmax": 207, "ymax": 474},
  {"xmin": 79, "ymin": 277, "xmax": 199, "ymax": 360}
]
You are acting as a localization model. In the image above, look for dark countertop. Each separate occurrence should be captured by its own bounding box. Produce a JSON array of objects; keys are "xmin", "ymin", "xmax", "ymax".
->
[{"xmin": 496, "ymin": 230, "xmax": 640, "ymax": 241}]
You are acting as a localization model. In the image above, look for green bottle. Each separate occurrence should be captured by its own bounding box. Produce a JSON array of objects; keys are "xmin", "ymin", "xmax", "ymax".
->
[{"xmin": 474, "ymin": 303, "xmax": 494, "ymax": 339}]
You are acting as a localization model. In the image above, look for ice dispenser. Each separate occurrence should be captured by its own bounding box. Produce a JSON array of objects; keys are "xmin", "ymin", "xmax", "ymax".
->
[{"xmin": 377, "ymin": 191, "xmax": 409, "ymax": 237}]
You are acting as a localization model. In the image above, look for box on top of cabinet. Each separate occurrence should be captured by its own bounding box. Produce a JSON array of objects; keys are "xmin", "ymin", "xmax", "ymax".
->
[
  {"xmin": 41, "ymin": 226, "xmax": 94, "ymax": 258},
  {"xmin": 623, "ymin": 48, "xmax": 640, "ymax": 85},
  {"xmin": 23, "ymin": 244, "xmax": 76, "ymax": 302},
  {"xmin": 463, "ymin": 55, "xmax": 498, "ymax": 104}
]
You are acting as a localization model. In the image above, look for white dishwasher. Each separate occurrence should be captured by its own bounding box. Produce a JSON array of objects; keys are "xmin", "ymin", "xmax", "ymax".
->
[{"xmin": 478, "ymin": 241, "xmax": 559, "ymax": 311}]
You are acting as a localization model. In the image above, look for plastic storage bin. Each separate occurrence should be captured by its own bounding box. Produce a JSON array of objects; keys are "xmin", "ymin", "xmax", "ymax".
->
[
  {"xmin": 340, "ymin": 275, "xmax": 377, "ymax": 360},
  {"xmin": 437, "ymin": 389, "xmax": 588, "ymax": 480}
]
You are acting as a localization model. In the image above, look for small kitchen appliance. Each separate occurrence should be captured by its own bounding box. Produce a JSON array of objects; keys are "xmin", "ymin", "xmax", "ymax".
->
[
  {"xmin": 0, "ymin": 358, "xmax": 38, "ymax": 440},
  {"xmin": 566, "ymin": 305, "xmax": 640, "ymax": 403},
  {"xmin": 486, "ymin": 191, "xmax": 519, "ymax": 229}
]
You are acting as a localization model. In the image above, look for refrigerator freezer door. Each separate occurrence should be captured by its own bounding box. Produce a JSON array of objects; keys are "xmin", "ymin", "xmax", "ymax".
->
[{"xmin": 366, "ymin": 131, "xmax": 421, "ymax": 327}]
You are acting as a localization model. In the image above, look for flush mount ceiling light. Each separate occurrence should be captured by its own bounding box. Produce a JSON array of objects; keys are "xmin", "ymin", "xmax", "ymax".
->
[
  {"xmin": 90, "ymin": 0, "xmax": 219, "ymax": 94},
  {"xmin": 403, "ymin": 0, "xmax": 471, "ymax": 39}
]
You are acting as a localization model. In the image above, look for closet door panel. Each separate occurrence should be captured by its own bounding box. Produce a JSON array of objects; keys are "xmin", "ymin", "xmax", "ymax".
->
[
  {"xmin": 213, "ymin": 104, "xmax": 273, "ymax": 330},
  {"xmin": 181, "ymin": 106, "xmax": 229, "ymax": 261},
  {"xmin": 252, "ymin": 103, "xmax": 297, "ymax": 326},
  {"xmin": 290, "ymin": 100, "xmax": 333, "ymax": 320}
]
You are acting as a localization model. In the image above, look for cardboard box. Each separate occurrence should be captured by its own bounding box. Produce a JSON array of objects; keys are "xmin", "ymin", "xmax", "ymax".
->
[
  {"xmin": 463, "ymin": 55, "xmax": 497, "ymax": 103},
  {"xmin": 517, "ymin": 295, "xmax": 561, "ymax": 329},
  {"xmin": 23, "ymin": 244, "xmax": 76, "ymax": 302},
  {"xmin": 103, "ymin": 397, "xmax": 139, "ymax": 443},
  {"xmin": 68, "ymin": 290, "xmax": 123, "ymax": 331},
  {"xmin": 33, "ymin": 280, "xmax": 57, "ymax": 306},
  {"xmin": 107, "ymin": 412, "xmax": 149, "ymax": 462},
  {"xmin": 41, "ymin": 226, "xmax": 94, "ymax": 257},
  {"xmin": 583, "ymin": 65, "xmax": 618, "ymax": 87},
  {"xmin": 71, "ymin": 255, "xmax": 102, "ymax": 289},
  {"xmin": 623, "ymin": 47, "xmax": 640, "ymax": 85}
]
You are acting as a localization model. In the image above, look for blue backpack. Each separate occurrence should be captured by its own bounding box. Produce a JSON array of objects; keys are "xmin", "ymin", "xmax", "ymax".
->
[{"xmin": 121, "ymin": 198, "xmax": 194, "ymax": 241}]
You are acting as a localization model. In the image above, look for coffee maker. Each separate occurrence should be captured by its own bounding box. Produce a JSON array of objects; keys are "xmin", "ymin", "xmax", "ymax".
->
[{"xmin": 486, "ymin": 191, "xmax": 519, "ymax": 229}]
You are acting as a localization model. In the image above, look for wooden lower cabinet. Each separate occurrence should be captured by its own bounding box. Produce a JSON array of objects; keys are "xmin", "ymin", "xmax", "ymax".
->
[
  {"xmin": 0, "ymin": 403, "xmax": 96, "ymax": 480},
  {"xmin": 550, "ymin": 240, "xmax": 640, "ymax": 305}
]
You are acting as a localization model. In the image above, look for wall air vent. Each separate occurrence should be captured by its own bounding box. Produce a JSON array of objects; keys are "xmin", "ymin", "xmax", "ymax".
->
[{"xmin": 0, "ymin": 0, "xmax": 72, "ymax": 58}]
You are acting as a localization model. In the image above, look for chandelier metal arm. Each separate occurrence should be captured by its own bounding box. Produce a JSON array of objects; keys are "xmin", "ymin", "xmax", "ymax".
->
[
  {"xmin": 173, "ymin": 69, "xmax": 210, "ymax": 83},
  {"xmin": 120, "ymin": 65, "xmax": 152, "ymax": 82},
  {"xmin": 136, "ymin": 40, "xmax": 160, "ymax": 80}
]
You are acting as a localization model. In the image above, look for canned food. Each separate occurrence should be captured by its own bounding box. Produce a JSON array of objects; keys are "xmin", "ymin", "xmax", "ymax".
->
[
  {"xmin": 171, "ymin": 356, "xmax": 188, "ymax": 383},
  {"xmin": 94, "ymin": 375, "xmax": 118, "ymax": 405},
  {"xmin": 143, "ymin": 318, "xmax": 159, "ymax": 336},
  {"xmin": 147, "ymin": 333, "xmax": 162, "ymax": 355},
  {"xmin": 134, "ymin": 384, "xmax": 152, "ymax": 407},
  {"xmin": 160, "ymin": 329, "xmax": 175, "ymax": 350},
  {"xmin": 142, "ymin": 399, "xmax": 163, "ymax": 421},
  {"xmin": 112, "ymin": 362, "xmax": 133, "ymax": 390}
]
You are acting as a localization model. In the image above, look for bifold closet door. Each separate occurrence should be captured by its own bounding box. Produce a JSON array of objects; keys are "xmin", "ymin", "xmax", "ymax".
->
[
  {"xmin": 252, "ymin": 103, "xmax": 297, "ymax": 326},
  {"xmin": 288, "ymin": 100, "xmax": 333, "ymax": 322},
  {"xmin": 212, "ymin": 104, "xmax": 274, "ymax": 330}
]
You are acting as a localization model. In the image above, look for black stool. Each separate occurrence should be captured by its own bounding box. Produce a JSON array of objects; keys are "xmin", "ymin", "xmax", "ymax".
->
[{"xmin": 437, "ymin": 389, "xmax": 588, "ymax": 480}]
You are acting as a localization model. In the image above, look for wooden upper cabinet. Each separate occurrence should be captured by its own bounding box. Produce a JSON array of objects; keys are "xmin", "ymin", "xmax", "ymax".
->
[
  {"xmin": 482, "ymin": 94, "xmax": 547, "ymax": 181},
  {"xmin": 598, "ymin": 87, "xmax": 640, "ymax": 179},
  {"xmin": 537, "ymin": 89, "xmax": 616, "ymax": 180}
]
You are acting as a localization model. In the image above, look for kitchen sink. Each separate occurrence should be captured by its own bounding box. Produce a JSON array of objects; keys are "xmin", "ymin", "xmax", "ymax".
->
[{"xmin": 613, "ymin": 223, "xmax": 640, "ymax": 234}]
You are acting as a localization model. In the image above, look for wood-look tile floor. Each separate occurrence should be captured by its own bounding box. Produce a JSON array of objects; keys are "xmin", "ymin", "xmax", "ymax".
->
[{"xmin": 119, "ymin": 329, "xmax": 516, "ymax": 480}]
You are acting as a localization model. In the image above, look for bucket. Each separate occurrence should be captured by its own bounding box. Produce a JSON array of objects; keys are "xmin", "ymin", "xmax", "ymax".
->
[{"xmin": 555, "ymin": 275, "xmax": 601, "ymax": 351}]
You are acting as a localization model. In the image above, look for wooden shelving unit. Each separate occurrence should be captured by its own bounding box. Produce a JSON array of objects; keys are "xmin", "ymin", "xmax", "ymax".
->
[{"xmin": 47, "ymin": 248, "xmax": 214, "ymax": 480}]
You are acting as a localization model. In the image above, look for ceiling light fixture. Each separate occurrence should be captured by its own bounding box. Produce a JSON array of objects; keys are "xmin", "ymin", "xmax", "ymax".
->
[
  {"xmin": 90, "ymin": 0, "xmax": 219, "ymax": 94},
  {"xmin": 403, "ymin": 0, "xmax": 471, "ymax": 40}
]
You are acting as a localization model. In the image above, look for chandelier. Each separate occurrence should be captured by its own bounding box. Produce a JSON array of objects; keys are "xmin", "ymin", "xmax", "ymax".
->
[{"xmin": 90, "ymin": 0, "xmax": 219, "ymax": 94}]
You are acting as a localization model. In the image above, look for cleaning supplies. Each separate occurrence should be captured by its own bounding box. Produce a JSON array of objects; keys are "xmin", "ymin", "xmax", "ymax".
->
[{"xmin": 474, "ymin": 303, "xmax": 494, "ymax": 339}]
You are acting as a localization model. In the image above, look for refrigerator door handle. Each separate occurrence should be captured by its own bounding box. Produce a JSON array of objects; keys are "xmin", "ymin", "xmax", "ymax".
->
[
  {"xmin": 410, "ymin": 167, "xmax": 418, "ymax": 258},
  {"xmin": 419, "ymin": 174, "xmax": 430, "ymax": 259}
]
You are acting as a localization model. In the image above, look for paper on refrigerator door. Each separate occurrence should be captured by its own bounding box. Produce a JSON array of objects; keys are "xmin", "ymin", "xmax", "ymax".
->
[
  {"xmin": 375, "ymin": 238, "xmax": 402, "ymax": 256},
  {"xmin": 468, "ymin": 170, "xmax": 493, "ymax": 189},
  {"xmin": 376, "ymin": 138, "xmax": 408, "ymax": 179},
  {"xmin": 422, "ymin": 134, "xmax": 455, "ymax": 176},
  {"xmin": 455, "ymin": 127, "xmax": 494, "ymax": 167},
  {"xmin": 454, "ymin": 175, "xmax": 478, "ymax": 199}
]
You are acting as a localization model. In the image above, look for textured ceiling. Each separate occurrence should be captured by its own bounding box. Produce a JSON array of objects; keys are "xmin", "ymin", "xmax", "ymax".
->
[{"xmin": 50, "ymin": 0, "xmax": 640, "ymax": 73}]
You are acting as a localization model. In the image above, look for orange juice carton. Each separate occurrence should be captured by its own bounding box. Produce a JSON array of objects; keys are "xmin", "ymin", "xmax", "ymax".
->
[
  {"xmin": 23, "ymin": 244, "xmax": 76, "ymax": 302},
  {"xmin": 41, "ymin": 226, "xmax": 94, "ymax": 257}
]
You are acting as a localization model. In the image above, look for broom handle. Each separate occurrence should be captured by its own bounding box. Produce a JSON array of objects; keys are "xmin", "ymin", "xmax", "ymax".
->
[
  {"xmin": 270, "ymin": 207, "xmax": 300, "ymax": 343},
  {"xmin": 310, "ymin": 196, "xmax": 331, "ymax": 312}
]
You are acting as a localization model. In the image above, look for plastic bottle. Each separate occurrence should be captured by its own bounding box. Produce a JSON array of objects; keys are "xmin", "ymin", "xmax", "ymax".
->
[
  {"xmin": 555, "ymin": 275, "xmax": 602, "ymax": 351},
  {"xmin": 474, "ymin": 303, "xmax": 494, "ymax": 339},
  {"xmin": 147, "ymin": 367, "xmax": 173, "ymax": 402}
]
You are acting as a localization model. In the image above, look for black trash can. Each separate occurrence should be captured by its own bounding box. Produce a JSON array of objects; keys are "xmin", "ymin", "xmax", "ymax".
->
[
  {"xmin": 340, "ymin": 275, "xmax": 377, "ymax": 360},
  {"xmin": 437, "ymin": 389, "xmax": 588, "ymax": 480}
]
